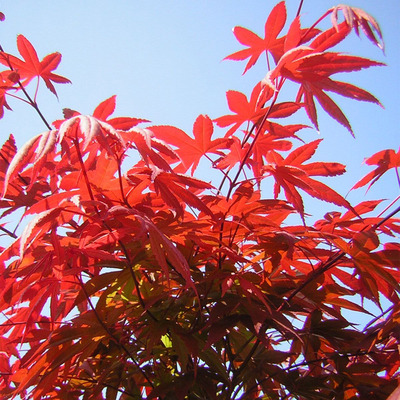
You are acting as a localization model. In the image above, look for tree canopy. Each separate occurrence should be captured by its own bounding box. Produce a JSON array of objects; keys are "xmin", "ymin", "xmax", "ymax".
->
[{"xmin": 0, "ymin": 2, "xmax": 399, "ymax": 399}]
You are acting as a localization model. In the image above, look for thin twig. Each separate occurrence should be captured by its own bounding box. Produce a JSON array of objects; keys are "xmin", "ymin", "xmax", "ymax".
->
[
  {"xmin": 0, "ymin": 225, "xmax": 17, "ymax": 239},
  {"xmin": 226, "ymin": 90, "xmax": 280, "ymax": 200},
  {"xmin": 296, "ymin": 0, "xmax": 305, "ymax": 17}
]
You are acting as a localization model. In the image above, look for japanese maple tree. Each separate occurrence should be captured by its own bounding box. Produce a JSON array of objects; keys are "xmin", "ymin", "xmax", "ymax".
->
[{"xmin": 0, "ymin": 2, "xmax": 399, "ymax": 399}]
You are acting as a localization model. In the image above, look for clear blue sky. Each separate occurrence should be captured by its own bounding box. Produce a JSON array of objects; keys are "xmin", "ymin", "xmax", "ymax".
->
[{"xmin": 0, "ymin": 1, "xmax": 399, "ymax": 220}]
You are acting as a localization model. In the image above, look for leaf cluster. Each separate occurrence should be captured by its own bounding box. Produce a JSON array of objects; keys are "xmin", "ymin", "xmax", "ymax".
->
[{"xmin": 0, "ymin": 2, "xmax": 399, "ymax": 399}]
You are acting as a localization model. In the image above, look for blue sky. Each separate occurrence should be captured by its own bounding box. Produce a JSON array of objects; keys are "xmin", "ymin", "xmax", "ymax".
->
[{"xmin": 0, "ymin": 1, "xmax": 399, "ymax": 221}]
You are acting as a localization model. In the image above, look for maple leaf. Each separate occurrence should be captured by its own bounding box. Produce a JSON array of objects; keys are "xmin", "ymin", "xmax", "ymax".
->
[
  {"xmin": 310, "ymin": 21, "xmax": 351, "ymax": 52},
  {"xmin": 0, "ymin": 134, "xmax": 23, "ymax": 215},
  {"xmin": 267, "ymin": 47, "xmax": 384, "ymax": 134},
  {"xmin": 330, "ymin": 5, "xmax": 384, "ymax": 50},
  {"xmin": 352, "ymin": 148, "xmax": 400, "ymax": 191},
  {"xmin": 92, "ymin": 95, "xmax": 149, "ymax": 130},
  {"xmin": 58, "ymin": 114, "xmax": 125, "ymax": 157},
  {"xmin": 108, "ymin": 206, "xmax": 196, "ymax": 291},
  {"xmin": 19, "ymin": 208, "xmax": 61, "ymax": 257},
  {"xmin": 250, "ymin": 127, "xmax": 294, "ymax": 179},
  {"xmin": 152, "ymin": 168, "xmax": 213, "ymax": 217},
  {"xmin": 280, "ymin": 15, "xmax": 320, "ymax": 55},
  {"xmin": 0, "ymin": 35, "xmax": 70, "ymax": 96},
  {"xmin": 215, "ymin": 136, "xmax": 249, "ymax": 171},
  {"xmin": 125, "ymin": 127, "xmax": 177, "ymax": 171},
  {"xmin": 313, "ymin": 200, "xmax": 384, "ymax": 238},
  {"xmin": 225, "ymin": 2, "xmax": 320, "ymax": 73},
  {"xmin": 225, "ymin": 1, "xmax": 287, "ymax": 73},
  {"xmin": 263, "ymin": 139, "xmax": 351, "ymax": 218},
  {"xmin": 150, "ymin": 114, "xmax": 229, "ymax": 174},
  {"xmin": 0, "ymin": 4, "xmax": 398, "ymax": 400},
  {"xmin": 214, "ymin": 83, "xmax": 272, "ymax": 137},
  {"xmin": 215, "ymin": 82, "xmax": 302, "ymax": 140}
]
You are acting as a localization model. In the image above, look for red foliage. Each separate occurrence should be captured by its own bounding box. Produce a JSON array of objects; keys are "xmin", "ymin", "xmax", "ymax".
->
[{"xmin": 0, "ymin": 2, "xmax": 399, "ymax": 399}]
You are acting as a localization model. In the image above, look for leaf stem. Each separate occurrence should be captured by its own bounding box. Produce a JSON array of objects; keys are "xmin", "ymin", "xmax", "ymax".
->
[
  {"xmin": 0, "ymin": 225, "xmax": 17, "ymax": 239},
  {"xmin": 226, "ymin": 89, "xmax": 280, "ymax": 200},
  {"xmin": 116, "ymin": 153, "xmax": 131, "ymax": 208},
  {"xmin": 73, "ymin": 137, "xmax": 97, "ymax": 205},
  {"xmin": 296, "ymin": 0, "xmax": 305, "ymax": 17},
  {"xmin": 376, "ymin": 194, "xmax": 400, "ymax": 219}
]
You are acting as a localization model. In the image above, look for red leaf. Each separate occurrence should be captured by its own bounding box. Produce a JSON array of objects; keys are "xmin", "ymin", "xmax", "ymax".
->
[
  {"xmin": 302, "ymin": 161, "xmax": 346, "ymax": 177},
  {"xmin": 237, "ymin": 275, "xmax": 271, "ymax": 310},
  {"xmin": 92, "ymin": 95, "xmax": 116, "ymax": 120},
  {"xmin": 225, "ymin": 1, "xmax": 287, "ymax": 73},
  {"xmin": 128, "ymin": 128, "xmax": 174, "ymax": 171},
  {"xmin": 2, "ymin": 133, "xmax": 41, "ymax": 197},
  {"xmin": 310, "ymin": 22, "xmax": 351, "ymax": 52},
  {"xmin": 20, "ymin": 208, "xmax": 61, "ymax": 257},
  {"xmin": 311, "ymin": 85, "xmax": 353, "ymax": 134},
  {"xmin": 24, "ymin": 190, "xmax": 81, "ymax": 216},
  {"xmin": 0, "ymin": 72, "xmax": 14, "ymax": 119},
  {"xmin": 294, "ymin": 53, "xmax": 384, "ymax": 76},
  {"xmin": 264, "ymin": 1, "xmax": 287, "ymax": 49},
  {"xmin": 59, "ymin": 115, "xmax": 125, "ymax": 156},
  {"xmin": 264, "ymin": 141, "xmax": 351, "ymax": 218},
  {"xmin": 108, "ymin": 116, "xmax": 149, "ymax": 130},
  {"xmin": 352, "ymin": 148, "xmax": 400, "ymax": 191},
  {"xmin": 215, "ymin": 136, "xmax": 248, "ymax": 171},
  {"xmin": 214, "ymin": 83, "xmax": 272, "ymax": 137},
  {"xmin": 269, "ymin": 102, "xmax": 302, "ymax": 119},
  {"xmin": 17, "ymin": 34, "xmax": 40, "ymax": 70},
  {"xmin": 284, "ymin": 16, "xmax": 301, "ymax": 53},
  {"xmin": 92, "ymin": 96, "xmax": 150, "ymax": 130},
  {"xmin": 110, "ymin": 206, "xmax": 196, "ymax": 291},
  {"xmin": 331, "ymin": 5, "xmax": 384, "ymax": 50},
  {"xmin": 269, "ymin": 48, "xmax": 384, "ymax": 133},
  {"xmin": 315, "ymin": 78, "xmax": 382, "ymax": 105},
  {"xmin": 153, "ymin": 170, "xmax": 213, "ymax": 217},
  {"xmin": 0, "ymin": 134, "xmax": 17, "ymax": 180},
  {"xmin": 151, "ymin": 115, "xmax": 229, "ymax": 174},
  {"xmin": 0, "ymin": 35, "xmax": 71, "ymax": 96},
  {"xmin": 284, "ymin": 139, "xmax": 321, "ymax": 165}
]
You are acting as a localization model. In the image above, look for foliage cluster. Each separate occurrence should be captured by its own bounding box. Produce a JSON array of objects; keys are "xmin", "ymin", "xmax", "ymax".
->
[{"xmin": 0, "ymin": 2, "xmax": 399, "ymax": 399}]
